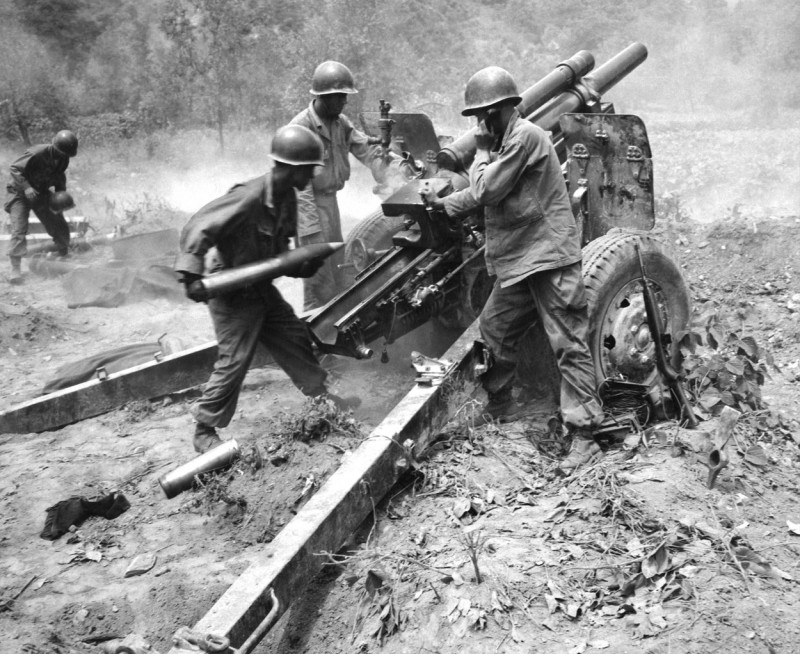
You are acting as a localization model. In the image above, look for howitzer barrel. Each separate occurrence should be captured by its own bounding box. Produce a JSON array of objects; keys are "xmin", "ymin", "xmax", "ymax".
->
[
  {"xmin": 200, "ymin": 242, "xmax": 344, "ymax": 299},
  {"xmin": 516, "ymin": 50, "xmax": 594, "ymax": 118},
  {"xmin": 439, "ymin": 43, "xmax": 647, "ymax": 173},
  {"xmin": 527, "ymin": 41, "xmax": 648, "ymax": 129},
  {"xmin": 438, "ymin": 49, "xmax": 594, "ymax": 172}
]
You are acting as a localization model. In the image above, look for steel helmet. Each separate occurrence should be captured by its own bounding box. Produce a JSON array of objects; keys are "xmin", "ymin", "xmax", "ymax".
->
[
  {"xmin": 310, "ymin": 61, "xmax": 358, "ymax": 95},
  {"xmin": 50, "ymin": 191, "xmax": 75, "ymax": 212},
  {"xmin": 270, "ymin": 125, "xmax": 324, "ymax": 166},
  {"xmin": 462, "ymin": 66, "xmax": 522, "ymax": 116},
  {"xmin": 52, "ymin": 130, "xmax": 78, "ymax": 157}
]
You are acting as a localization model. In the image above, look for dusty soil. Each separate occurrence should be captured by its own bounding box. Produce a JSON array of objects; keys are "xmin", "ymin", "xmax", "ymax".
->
[{"xmin": 1, "ymin": 118, "xmax": 800, "ymax": 654}]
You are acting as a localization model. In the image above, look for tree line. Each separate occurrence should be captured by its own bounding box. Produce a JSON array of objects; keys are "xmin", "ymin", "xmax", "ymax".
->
[{"xmin": 0, "ymin": 0, "xmax": 797, "ymax": 147}]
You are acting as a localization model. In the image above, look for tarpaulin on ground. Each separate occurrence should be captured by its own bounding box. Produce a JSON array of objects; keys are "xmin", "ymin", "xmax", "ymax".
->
[{"xmin": 41, "ymin": 335, "xmax": 185, "ymax": 394}]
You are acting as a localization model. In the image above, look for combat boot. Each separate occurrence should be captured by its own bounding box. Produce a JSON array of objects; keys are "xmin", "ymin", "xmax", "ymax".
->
[
  {"xmin": 9, "ymin": 257, "xmax": 23, "ymax": 285},
  {"xmin": 559, "ymin": 428, "xmax": 602, "ymax": 473},
  {"xmin": 193, "ymin": 422, "xmax": 222, "ymax": 454}
]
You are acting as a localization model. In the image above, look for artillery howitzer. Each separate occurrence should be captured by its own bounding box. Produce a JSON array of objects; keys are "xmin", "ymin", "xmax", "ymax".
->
[{"xmin": 308, "ymin": 41, "xmax": 690, "ymax": 416}]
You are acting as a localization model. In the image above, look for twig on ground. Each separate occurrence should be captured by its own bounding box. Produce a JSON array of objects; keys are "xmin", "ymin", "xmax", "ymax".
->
[{"xmin": 710, "ymin": 505, "xmax": 751, "ymax": 594}]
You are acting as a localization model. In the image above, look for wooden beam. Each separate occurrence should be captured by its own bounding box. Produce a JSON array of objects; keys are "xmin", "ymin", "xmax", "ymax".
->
[{"xmin": 0, "ymin": 342, "xmax": 221, "ymax": 434}]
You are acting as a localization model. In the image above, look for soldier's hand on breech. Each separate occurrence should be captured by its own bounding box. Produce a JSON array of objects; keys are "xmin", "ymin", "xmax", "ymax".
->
[
  {"xmin": 293, "ymin": 258, "xmax": 324, "ymax": 278},
  {"xmin": 474, "ymin": 119, "xmax": 496, "ymax": 151},
  {"xmin": 24, "ymin": 187, "xmax": 39, "ymax": 202},
  {"xmin": 420, "ymin": 185, "xmax": 446, "ymax": 212},
  {"xmin": 181, "ymin": 274, "xmax": 209, "ymax": 303}
]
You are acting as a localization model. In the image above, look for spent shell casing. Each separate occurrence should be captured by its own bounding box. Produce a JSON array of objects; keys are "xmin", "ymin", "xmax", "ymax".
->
[{"xmin": 159, "ymin": 439, "xmax": 240, "ymax": 499}]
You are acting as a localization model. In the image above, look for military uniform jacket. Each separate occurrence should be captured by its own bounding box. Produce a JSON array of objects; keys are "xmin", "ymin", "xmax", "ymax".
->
[
  {"xmin": 290, "ymin": 102, "xmax": 378, "ymax": 237},
  {"xmin": 444, "ymin": 113, "xmax": 581, "ymax": 286},
  {"xmin": 8, "ymin": 144, "xmax": 69, "ymax": 194},
  {"xmin": 175, "ymin": 173, "xmax": 296, "ymax": 293}
]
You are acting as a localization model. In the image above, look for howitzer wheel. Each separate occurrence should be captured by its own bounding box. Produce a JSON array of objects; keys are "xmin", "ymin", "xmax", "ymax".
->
[
  {"xmin": 581, "ymin": 231, "xmax": 691, "ymax": 386},
  {"xmin": 343, "ymin": 209, "xmax": 406, "ymax": 286}
]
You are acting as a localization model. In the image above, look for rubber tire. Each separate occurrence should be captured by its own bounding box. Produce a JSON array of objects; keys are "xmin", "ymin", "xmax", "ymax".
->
[
  {"xmin": 581, "ymin": 230, "xmax": 691, "ymax": 385},
  {"xmin": 343, "ymin": 209, "xmax": 406, "ymax": 286}
]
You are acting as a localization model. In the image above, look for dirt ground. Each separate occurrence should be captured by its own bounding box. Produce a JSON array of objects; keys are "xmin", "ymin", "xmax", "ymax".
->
[{"xmin": 1, "ymin": 117, "xmax": 800, "ymax": 654}]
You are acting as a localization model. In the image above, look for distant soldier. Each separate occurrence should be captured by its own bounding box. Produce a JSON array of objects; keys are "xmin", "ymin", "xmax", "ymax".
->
[
  {"xmin": 175, "ymin": 125, "xmax": 360, "ymax": 454},
  {"xmin": 425, "ymin": 67, "xmax": 605, "ymax": 472},
  {"xmin": 4, "ymin": 130, "xmax": 79, "ymax": 284},
  {"xmin": 290, "ymin": 60, "xmax": 397, "ymax": 310}
]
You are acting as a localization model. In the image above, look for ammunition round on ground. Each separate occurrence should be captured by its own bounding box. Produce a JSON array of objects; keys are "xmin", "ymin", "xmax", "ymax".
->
[{"xmin": 159, "ymin": 439, "xmax": 241, "ymax": 499}]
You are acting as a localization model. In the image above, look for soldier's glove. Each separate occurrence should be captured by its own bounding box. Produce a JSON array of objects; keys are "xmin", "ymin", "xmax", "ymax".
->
[
  {"xmin": 24, "ymin": 187, "xmax": 39, "ymax": 202},
  {"xmin": 180, "ymin": 273, "xmax": 209, "ymax": 303},
  {"xmin": 291, "ymin": 257, "xmax": 324, "ymax": 278}
]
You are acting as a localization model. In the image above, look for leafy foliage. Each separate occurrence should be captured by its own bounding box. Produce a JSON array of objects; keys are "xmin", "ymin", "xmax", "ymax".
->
[{"xmin": 678, "ymin": 312, "xmax": 774, "ymax": 416}]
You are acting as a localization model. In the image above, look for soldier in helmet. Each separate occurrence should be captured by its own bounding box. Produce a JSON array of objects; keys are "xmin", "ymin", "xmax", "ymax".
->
[
  {"xmin": 175, "ymin": 124, "xmax": 360, "ymax": 454},
  {"xmin": 290, "ymin": 60, "xmax": 396, "ymax": 310},
  {"xmin": 425, "ymin": 67, "xmax": 604, "ymax": 472},
  {"xmin": 4, "ymin": 130, "xmax": 79, "ymax": 284}
]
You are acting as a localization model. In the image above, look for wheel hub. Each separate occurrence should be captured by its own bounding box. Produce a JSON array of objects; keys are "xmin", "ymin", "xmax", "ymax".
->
[{"xmin": 598, "ymin": 280, "xmax": 665, "ymax": 383}]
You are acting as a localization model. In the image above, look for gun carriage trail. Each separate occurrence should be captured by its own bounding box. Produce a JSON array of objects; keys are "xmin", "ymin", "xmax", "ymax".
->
[{"xmin": 1, "ymin": 33, "xmax": 800, "ymax": 654}]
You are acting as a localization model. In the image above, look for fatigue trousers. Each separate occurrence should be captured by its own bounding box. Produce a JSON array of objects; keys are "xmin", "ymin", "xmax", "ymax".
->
[
  {"xmin": 4, "ymin": 191, "xmax": 70, "ymax": 259},
  {"xmin": 191, "ymin": 284, "xmax": 327, "ymax": 428},
  {"xmin": 299, "ymin": 192, "xmax": 345, "ymax": 311},
  {"xmin": 479, "ymin": 261, "xmax": 604, "ymax": 430}
]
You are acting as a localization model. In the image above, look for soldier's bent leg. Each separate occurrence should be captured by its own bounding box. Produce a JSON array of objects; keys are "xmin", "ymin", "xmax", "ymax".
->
[
  {"xmin": 191, "ymin": 297, "xmax": 265, "ymax": 428},
  {"xmin": 527, "ymin": 263, "xmax": 603, "ymax": 431},
  {"xmin": 257, "ymin": 284, "xmax": 328, "ymax": 396},
  {"xmin": 478, "ymin": 278, "xmax": 539, "ymax": 397}
]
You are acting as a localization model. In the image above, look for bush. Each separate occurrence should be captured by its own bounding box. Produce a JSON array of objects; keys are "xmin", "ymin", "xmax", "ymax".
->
[{"xmin": 678, "ymin": 312, "xmax": 774, "ymax": 416}]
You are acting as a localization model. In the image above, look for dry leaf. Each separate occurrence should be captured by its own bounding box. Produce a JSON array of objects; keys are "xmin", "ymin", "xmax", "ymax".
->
[
  {"xmin": 365, "ymin": 569, "xmax": 384, "ymax": 598},
  {"xmin": 452, "ymin": 497, "xmax": 472, "ymax": 518},
  {"xmin": 545, "ymin": 506, "xmax": 567, "ymax": 523},
  {"xmin": 787, "ymin": 520, "xmax": 800, "ymax": 535},
  {"xmin": 734, "ymin": 546, "xmax": 794, "ymax": 580},
  {"xmin": 84, "ymin": 550, "xmax": 102, "ymax": 563},
  {"xmin": 743, "ymin": 445, "xmax": 768, "ymax": 466},
  {"xmin": 641, "ymin": 544, "xmax": 669, "ymax": 579},
  {"xmin": 632, "ymin": 614, "xmax": 660, "ymax": 638},
  {"xmin": 588, "ymin": 640, "xmax": 610, "ymax": 649}
]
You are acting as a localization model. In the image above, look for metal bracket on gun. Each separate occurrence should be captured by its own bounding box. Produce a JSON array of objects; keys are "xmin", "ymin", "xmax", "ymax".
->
[{"xmin": 411, "ymin": 350, "xmax": 455, "ymax": 386}]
